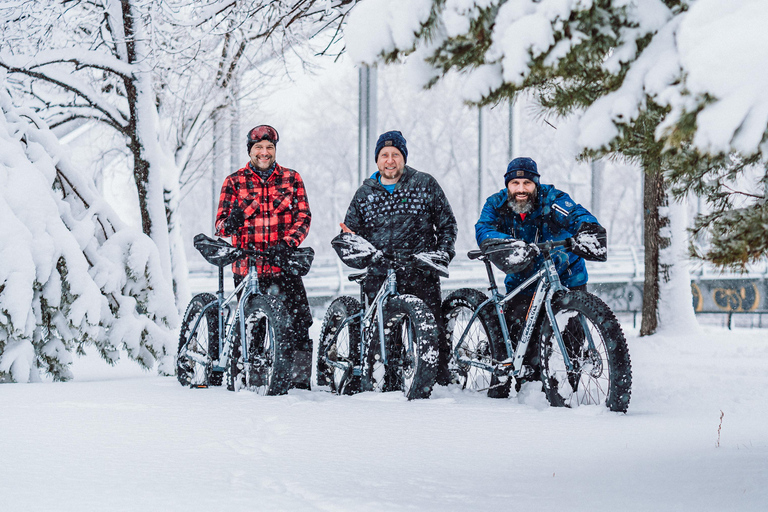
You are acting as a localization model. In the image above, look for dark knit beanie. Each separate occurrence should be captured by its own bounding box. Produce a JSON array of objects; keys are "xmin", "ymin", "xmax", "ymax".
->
[
  {"xmin": 374, "ymin": 130, "xmax": 408, "ymax": 164},
  {"xmin": 504, "ymin": 157, "xmax": 540, "ymax": 186}
]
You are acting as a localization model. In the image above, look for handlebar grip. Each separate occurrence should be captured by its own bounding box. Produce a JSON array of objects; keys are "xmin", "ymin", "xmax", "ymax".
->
[{"xmin": 535, "ymin": 239, "xmax": 571, "ymax": 251}]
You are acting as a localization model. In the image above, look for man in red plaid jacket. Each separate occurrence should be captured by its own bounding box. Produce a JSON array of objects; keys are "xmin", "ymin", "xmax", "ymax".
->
[{"xmin": 215, "ymin": 124, "xmax": 313, "ymax": 390}]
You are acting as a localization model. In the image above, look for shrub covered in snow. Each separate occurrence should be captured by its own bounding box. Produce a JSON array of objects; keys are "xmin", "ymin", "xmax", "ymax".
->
[{"xmin": 0, "ymin": 79, "xmax": 177, "ymax": 383}]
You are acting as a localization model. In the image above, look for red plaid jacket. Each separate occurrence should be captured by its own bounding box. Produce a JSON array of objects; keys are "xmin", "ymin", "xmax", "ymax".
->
[{"xmin": 215, "ymin": 163, "xmax": 311, "ymax": 276}]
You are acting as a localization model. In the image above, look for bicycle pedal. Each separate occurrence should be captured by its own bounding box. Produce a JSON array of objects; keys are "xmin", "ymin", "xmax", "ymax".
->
[{"xmin": 190, "ymin": 384, "xmax": 209, "ymax": 389}]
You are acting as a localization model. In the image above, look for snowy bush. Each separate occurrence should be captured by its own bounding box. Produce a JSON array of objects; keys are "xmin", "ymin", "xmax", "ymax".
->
[{"xmin": 0, "ymin": 80, "xmax": 178, "ymax": 383}]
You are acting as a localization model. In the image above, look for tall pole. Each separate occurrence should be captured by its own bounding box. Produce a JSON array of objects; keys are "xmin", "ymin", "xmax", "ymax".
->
[
  {"xmin": 591, "ymin": 159, "xmax": 603, "ymax": 219},
  {"xmin": 478, "ymin": 106, "xmax": 488, "ymax": 214},
  {"xmin": 508, "ymin": 100, "xmax": 520, "ymax": 161},
  {"xmin": 211, "ymin": 110, "xmax": 220, "ymax": 234},
  {"xmin": 358, "ymin": 64, "xmax": 378, "ymax": 186}
]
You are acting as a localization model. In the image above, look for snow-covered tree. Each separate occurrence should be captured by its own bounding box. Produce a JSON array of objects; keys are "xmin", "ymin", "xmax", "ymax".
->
[
  {"xmin": 343, "ymin": 0, "xmax": 766, "ymax": 334},
  {"xmin": 0, "ymin": 0, "xmax": 190, "ymax": 308},
  {"xmin": 1, "ymin": 0, "xmax": 359, "ymax": 311},
  {"xmin": 0, "ymin": 78, "xmax": 177, "ymax": 383}
]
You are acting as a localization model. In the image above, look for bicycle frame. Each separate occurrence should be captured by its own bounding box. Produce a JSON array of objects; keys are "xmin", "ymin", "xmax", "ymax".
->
[
  {"xmin": 323, "ymin": 261, "xmax": 416, "ymax": 391},
  {"xmin": 181, "ymin": 253, "xmax": 266, "ymax": 375},
  {"xmin": 453, "ymin": 240, "xmax": 599, "ymax": 379}
]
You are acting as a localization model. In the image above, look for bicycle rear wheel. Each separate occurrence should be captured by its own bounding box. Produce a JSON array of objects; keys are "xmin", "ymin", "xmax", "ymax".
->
[
  {"xmin": 539, "ymin": 290, "xmax": 632, "ymax": 412},
  {"xmin": 227, "ymin": 294, "xmax": 292, "ymax": 395},
  {"xmin": 317, "ymin": 296, "xmax": 362, "ymax": 394},
  {"xmin": 442, "ymin": 288, "xmax": 504, "ymax": 393},
  {"xmin": 367, "ymin": 295, "xmax": 439, "ymax": 400},
  {"xmin": 177, "ymin": 293, "xmax": 220, "ymax": 387}
]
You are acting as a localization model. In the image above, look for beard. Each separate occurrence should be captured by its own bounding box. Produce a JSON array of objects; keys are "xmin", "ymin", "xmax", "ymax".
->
[{"xmin": 508, "ymin": 191, "xmax": 535, "ymax": 214}]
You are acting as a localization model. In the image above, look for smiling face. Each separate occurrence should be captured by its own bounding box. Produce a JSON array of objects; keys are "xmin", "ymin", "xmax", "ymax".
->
[
  {"xmin": 249, "ymin": 140, "xmax": 276, "ymax": 171},
  {"xmin": 507, "ymin": 178, "xmax": 537, "ymax": 213},
  {"xmin": 376, "ymin": 147, "xmax": 405, "ymax": 184}
]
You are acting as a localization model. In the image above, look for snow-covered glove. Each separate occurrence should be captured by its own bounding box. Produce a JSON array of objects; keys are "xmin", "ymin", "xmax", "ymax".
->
[
  {"xmin": 222, "ymin": 206, "xmax": 245, "ymax": 235},
  {"xmin": 568, "ymin": 222, "xmax": 608, "ymax": 262},
  {"xmin": 267, "ymin": 240, "xmax": 293, "ymax": 268},
  {"xmin": 331, "ymin": 232, "xmax": 381, "ymax": 269},
  {"xmin": 480, "ymin": 238, "xmax": 539, "ymax": 274},
  {"xmin": 413, "ymin": 250, "xmax": 450, "ymax": 277}
]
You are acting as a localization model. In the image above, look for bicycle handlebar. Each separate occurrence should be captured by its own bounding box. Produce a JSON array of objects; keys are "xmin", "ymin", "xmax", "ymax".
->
[{"xmin": 467, "ymin": 237, "xmax": 573, "ymax": 260}]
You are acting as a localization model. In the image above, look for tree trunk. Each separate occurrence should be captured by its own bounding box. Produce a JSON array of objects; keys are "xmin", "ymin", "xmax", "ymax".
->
[{"xmin": 640, "ymin": 160, "xmax": 665, "ymax": 336}]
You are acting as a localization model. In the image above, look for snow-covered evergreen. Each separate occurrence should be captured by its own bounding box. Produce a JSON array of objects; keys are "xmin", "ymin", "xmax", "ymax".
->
[{"xmin": 0, "ymin": 78, "xmax": 177, "ymax": 383}]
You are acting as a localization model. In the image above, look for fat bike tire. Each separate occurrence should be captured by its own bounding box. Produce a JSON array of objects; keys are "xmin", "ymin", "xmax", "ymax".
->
[
  {"xmin": 317, "ymin": 296, "xmax": 363, "ymax": 394},
  {"xmin": 226, "ymin": 294, "xmax": 292, "ymax": 396},
  {"xmin": 539, "ymin": 290, "xmax": 632, "ymax": 412},
  {"xmin": 442, "ymin": 288, "xmax": 506, "ymax": 395},
  {"xmin": 367, "ymin": 295, "xmax": 439, "ymax": 400},
  {"xmin": 177, "ymin": 293, "xmax": 221, "ymax": 387}
]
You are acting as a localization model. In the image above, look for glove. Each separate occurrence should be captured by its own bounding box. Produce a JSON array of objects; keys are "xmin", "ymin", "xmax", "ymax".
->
[
  {"xmin": 267, "ymin": 240, "xmax": 293, "ymax": 268},
  {"xmin": 222, "ymin": 206, "xmax": 245, "ymax": 235},
  {"xmin": 413, "ymin": 250, "xmax": 450, "ymax": 277},
  {"xmin": 480, "ymin": 238, "xmax": 539, "ymax": 274},
  {"xmin": 569, "ymin": 222, "xmax": 608, "ymax": 262}
]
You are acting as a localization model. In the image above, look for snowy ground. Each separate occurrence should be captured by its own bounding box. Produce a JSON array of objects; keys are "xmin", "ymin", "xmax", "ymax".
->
[{"xmin": 2, "ymin": 322, "xmax": 767, "ymax": 511}]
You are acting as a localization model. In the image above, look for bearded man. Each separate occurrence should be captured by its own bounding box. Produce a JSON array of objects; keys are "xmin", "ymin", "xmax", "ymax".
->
[{"xmin": 474, "ymin": 157, "xmax": 606, "ymax": 395}]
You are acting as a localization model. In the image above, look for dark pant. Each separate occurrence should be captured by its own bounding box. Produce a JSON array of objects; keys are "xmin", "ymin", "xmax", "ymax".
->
[
  {"xmin": 364, "ymin": 269, "xmax": 450, "ymax": 383},
  {"xmin": 503, "ymin": 284, "xmax": 587, "ymax": 376},
  {"xmin": 233, "ymin": 272, "xmax": 313, "ymax": 351}
]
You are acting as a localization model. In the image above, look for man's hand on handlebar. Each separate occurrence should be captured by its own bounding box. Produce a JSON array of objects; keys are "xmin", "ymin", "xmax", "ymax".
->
[
  {"xmin": 267, "ymin": 240, "xmax": 292, "ymax": 267},
  {"xmin": 567, "ymin": 222, "xmax": 608, "ymax": 262},
  {"xmin": 222, "ymin": 206, "xmax": 245, "ymax": 235}
]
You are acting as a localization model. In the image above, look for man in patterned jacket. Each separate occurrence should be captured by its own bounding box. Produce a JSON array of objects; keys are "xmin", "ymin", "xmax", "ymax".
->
[
  {"xmin": 341, "ymin": 130, "xmax": 458, "ymax": 386},
  {"xmin": 215, "ymin": 124, "xmax": 313, "ymax": 390}
]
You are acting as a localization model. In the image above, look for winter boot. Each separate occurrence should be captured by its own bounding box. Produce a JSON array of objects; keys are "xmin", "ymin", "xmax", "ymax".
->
[
  {"xmin": 290, "ymin": 349, "xmax": 312, "ymax": 390},
  {"xmin": 435, "ymin": 334, "xmax": 454, "ymax": 386}
]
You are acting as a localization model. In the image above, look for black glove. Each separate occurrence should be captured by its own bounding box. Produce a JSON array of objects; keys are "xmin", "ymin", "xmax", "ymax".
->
[
  {"xmin": 267, "ymin": 240, "xmax": 292, "ymax": 268},
  {"xmin": 222, "ymin": 206, "xmax": 245, "ymax": 236},
  {"xmin": 413, "ymin": 250, "xmax": 450, "ymax": 277},
  {"xmin": 569, "ymin": 222, "xmax": 608, "ymax": 262},
  {"xmin": 480, "ymin": 238, "xmax": 539, "ymax": 274}
]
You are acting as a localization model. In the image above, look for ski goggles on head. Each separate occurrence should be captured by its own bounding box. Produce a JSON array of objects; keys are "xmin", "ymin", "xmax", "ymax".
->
[{"xmin": 248, "ymin": 125, "xmax": 279, "ymax": 145}]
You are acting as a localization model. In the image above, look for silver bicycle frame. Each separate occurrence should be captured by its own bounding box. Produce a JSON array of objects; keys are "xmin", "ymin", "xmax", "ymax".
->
[{"xmin": 453, "ymin": 250, "xmax": 590, "ymax": 378}]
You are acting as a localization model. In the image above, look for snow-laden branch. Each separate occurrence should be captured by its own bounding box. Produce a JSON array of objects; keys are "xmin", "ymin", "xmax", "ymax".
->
[
  {"xmin": 0, "ymin": 49, "xmax": 135, "ymax": 78},
  {"xmin": 0, "ymin": 55, "xmax": 128, "ymax": 131},
  {"xmin": 344, "ymin": 0, "xmax": 768, "ymax": 159}
]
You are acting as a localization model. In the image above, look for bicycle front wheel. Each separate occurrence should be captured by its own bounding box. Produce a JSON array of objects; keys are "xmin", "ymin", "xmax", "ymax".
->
[
  {"xmin": 442, "ymin": 288, "xmax": 504, "ymax": 393},
  {"xmin": 367, "ymin": 295, "xmax": 439, "ymax": 400},
  {"xmin": 539, "ymin": 290, "xmax": 632, "ymax": 412},
  {"xmin": 177, "ymin": 293, "xmax": 220, "ymax": 387},
  {"xmin": 227, "ymin": 294, "xmax": 292, "ymax": 395},
  {"xmin": 317, "ymin": 296, "xmax": 362, "ymax": 394}
]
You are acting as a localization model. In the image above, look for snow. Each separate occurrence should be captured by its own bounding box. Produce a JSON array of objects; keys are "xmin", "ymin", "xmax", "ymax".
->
[{"xmin": 1, "ymin": 323, "xmax": 767, "ymax": 510}]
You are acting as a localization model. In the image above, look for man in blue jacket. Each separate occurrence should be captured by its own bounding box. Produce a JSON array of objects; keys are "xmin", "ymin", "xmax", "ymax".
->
[{"xmin": 475, "ymin": 156, "xmax": 606, "ymax": 395}]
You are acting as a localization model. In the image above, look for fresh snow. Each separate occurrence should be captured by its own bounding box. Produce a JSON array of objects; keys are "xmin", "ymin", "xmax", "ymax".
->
[{"xmin": 1, "ymin": 322, "xmax": 766, "ymax": 510}]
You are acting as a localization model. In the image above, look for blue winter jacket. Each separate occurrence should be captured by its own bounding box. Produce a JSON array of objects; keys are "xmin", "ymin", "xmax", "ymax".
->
[{"xmin": 475, "ymin": 184, "xmax": 600, "ymax": 294}]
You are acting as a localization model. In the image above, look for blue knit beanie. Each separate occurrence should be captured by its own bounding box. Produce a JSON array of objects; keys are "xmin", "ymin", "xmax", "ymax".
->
[
  {"xmin": 504, "ymin": 157, "xmax": 539, "ymax": 186},
  {"xmin": 374, "ymin": 130, "xmax": 408, "ymax": 164}
]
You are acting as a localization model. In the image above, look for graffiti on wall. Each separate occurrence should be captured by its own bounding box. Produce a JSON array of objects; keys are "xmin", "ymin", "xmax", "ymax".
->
[
  {"xmin": 591, "ymin": 279, "xmax": 766, "ymax": 312},
  {"xmin": 691, "ymin": 280, "xmax": 763, "ymax": 312}
]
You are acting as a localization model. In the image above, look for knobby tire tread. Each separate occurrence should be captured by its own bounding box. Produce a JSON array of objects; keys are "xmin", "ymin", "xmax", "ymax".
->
[
  {"xmin": 539, "ymin": 290, "xmax": 632, "ymax": 412},
  {"xmin": 177, "ymin": 293, "xmax": 219, "ymax": 387},
  {"xmin": 368, "ymin": 295, "xmax": 439, "ymax": 400},
  {"xmin": 316, "ymin": 295, "xmax": 363, "ymax": 394}
]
